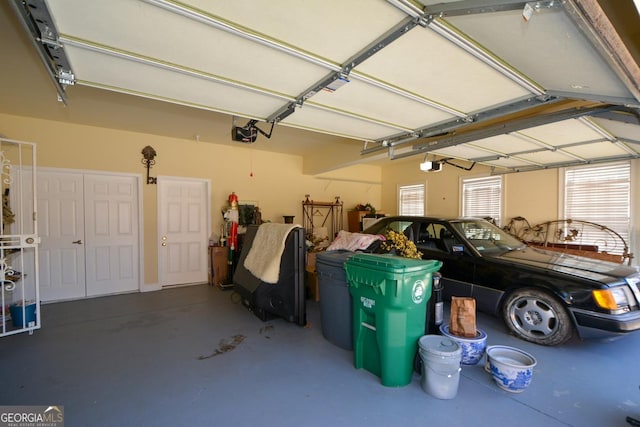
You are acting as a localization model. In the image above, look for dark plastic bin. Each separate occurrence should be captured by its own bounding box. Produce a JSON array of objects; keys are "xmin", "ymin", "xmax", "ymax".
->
[
  {"xmin": 316, "ymin": 250, "xmax": 356, "ymax": 350},
  {"xmin": 345, "ymin": 253, "xmax": 442, "ymax": 387}
]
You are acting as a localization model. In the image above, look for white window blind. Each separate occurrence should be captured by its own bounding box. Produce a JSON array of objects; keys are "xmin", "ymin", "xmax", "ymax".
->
[
  {"xmin": 564, "ymin": 162, "xmax": 630, "ymax": 253},
  {"xmin": 399, "ymin": 184, "xmax": 424, "ymax": 216},
  {"xmin": 462, "ymin": 175, "xmax": 502, "ymax": 225}
]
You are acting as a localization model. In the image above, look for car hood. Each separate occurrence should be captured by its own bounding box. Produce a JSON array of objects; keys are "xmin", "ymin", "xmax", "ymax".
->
[{"xmin": 492, "ymin": 246, "xmax": 635, "ymax": 284}]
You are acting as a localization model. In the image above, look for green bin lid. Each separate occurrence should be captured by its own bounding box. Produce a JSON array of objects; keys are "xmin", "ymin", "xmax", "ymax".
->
[{"xmin": 345, "ymin": 253, "xmax": 442, "ymax": 274}]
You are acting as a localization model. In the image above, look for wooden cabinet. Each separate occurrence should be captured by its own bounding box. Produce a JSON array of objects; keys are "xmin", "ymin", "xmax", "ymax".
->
[
  {"xmin": 208, "ymin": 246, "xmax": 229, "ymax": 286},
  {"xmin": 348, "ymin": 211, "xmax": 385, "ymax": 232},
  {"xmin": 348, "ymin": 211, "xmax": 368, "ymax": 232}
]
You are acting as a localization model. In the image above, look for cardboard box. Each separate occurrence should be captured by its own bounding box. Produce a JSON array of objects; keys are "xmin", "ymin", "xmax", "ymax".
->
[
  {"xmin": 210, "ymin": 246, "xmax": 229, "ymax": 286},
  {"xmin": 306, "ymin": 252, "xmax": 317, "ymax": 273},
  {"xmin": 307, "ymin": 270, "xmax": 319, "ymax": 302}
]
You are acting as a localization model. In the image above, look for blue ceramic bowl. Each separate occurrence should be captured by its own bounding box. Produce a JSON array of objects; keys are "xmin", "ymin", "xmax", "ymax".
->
[
  {"xmin": 485, "ymin": 345, "xmax": 537, "ymax": 393},
  {"xmin": 439, "ymin": 324, "xmax": 487, "ymax": 365}
]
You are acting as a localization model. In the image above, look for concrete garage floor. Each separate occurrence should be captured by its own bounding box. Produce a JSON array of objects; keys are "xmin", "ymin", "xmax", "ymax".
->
[{"xmin": 1, "ymin": 284, "xmax": 639, "ymax": 427}]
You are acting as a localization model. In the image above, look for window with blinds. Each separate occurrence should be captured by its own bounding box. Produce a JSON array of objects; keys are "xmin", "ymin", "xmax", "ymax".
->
[
  {"xmin": 564, "ymin": 162, "xmax": 630, "ymax": 253},
  {"xmin": 461, "ymin": 175, "xmax": 502, "ymax": 226},
  {"xmin": 399, "ymin": 184, "xmax": 425, "ymax": 216}
]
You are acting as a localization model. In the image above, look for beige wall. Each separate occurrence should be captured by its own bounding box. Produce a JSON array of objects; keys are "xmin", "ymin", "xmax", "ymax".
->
[
  {"xmin": 2, "ymin": 111, "xmax": 637, "ymax": 288},
  {"xmin": 380, "ymin": 158, "xmax": 495, "ymax": 217},
  {"xmin": 0, "ymin": 113, "xmax": 383, "ymax": 287},
  {"xmin": 504, "ymin": 169, "xmax": 558, "ymax": 226}
]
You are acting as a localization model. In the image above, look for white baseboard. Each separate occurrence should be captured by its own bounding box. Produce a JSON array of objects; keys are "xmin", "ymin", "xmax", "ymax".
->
[{"xmin": 141, "ymin": 283, "xmax": 161, "ymax": 292}]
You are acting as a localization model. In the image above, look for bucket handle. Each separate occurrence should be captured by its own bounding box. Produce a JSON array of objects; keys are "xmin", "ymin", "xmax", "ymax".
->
[{"xmin": 425, "ymin": 364, "xmax": 462, "ymax": 378}]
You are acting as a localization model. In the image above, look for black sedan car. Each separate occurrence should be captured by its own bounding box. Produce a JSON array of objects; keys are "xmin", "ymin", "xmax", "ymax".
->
[{"xmin": 363, "ymin": 216, "xmax": 640, "ymax": 346}]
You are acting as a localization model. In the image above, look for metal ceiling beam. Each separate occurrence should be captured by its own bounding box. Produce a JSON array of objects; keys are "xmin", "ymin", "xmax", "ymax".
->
[
  {"xmin": 467, "ymin": 134, "xmax": 617, "ymax": 164},
  {"xmin": 505, "ymin": 133, "xmax": 589, "ymax": 162},
  {"xmin": 9, "ymin": 0, "xmax": 75, "ymax": 104},
  {"xmin": 267, "ymin": 16, "xmax": 425, "ymax": 124},
  {"xmin": 491, "ymin": 154, "xmax": 639, "ymax": 174},
  {"xmin": 411, "ymin": 104, "xmax": 618, "ymax": 153},
  {"xmin": 591, "ymin": 107, "xmax": 640, "ymax": 125},
  {"xmin": 362, "ymin": 95, "xmax": 561, "ymax": 155},
  {"xmin": 419, "ymin": 0, "xmax": 560, "ymax": 18},
  {"xmin": 618, "ymin": 139, "xmax": 640, "ymax": 149},
  {"xmin": 546, "ymin": 90, "xmax": 638, "ymax": 107},
  {"xmin": 394, "ymin": 107, "xmax": 640, "ymax": 165}
]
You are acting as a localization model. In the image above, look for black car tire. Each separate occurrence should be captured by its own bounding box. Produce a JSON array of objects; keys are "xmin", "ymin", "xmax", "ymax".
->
[{"xmin": 502, "ymin": 288, "xmax": 573, "ymax": 346}]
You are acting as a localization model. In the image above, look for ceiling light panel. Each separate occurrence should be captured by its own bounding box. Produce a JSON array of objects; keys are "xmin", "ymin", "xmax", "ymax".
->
[
  {"xmin": 445, "ymin": 8, "xmax": 634, "ymax": 102},
  {"xmin": 354, "ymin": 24, "xmax": 532, "ymax": 114}
]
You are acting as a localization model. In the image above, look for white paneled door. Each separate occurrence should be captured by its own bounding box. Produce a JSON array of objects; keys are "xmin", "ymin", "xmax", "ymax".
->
[
  {"xmin": 84, "ymin": 174, "xmax": 139, "ymax": 297},
  {"xmin": 157, "ymin": 177, "xmax": 209, "ymax": 287},
  {"xmin": 38, "ymin": 171, "xmax": 139, "ymax": 302},
  {"xmin": 37, "ymin": 171, "xmax": 86, "ymax": 301}
]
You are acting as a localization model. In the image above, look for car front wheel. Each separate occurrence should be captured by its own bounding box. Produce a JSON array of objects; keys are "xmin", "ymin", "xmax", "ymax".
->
[{"xmin": 502, "ymin": 288, "xmax": 573, "ymax": 346}]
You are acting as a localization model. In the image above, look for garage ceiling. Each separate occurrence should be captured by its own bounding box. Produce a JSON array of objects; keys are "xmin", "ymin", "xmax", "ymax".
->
[{"xmin": 7, "ymin": 0, "xmax": 640, "ymax": 173}]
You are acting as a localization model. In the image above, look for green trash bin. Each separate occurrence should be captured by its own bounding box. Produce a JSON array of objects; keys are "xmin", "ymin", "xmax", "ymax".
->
[{"xmin": 345, "ymin": 253, "xmax": 442, "ymax": 387}]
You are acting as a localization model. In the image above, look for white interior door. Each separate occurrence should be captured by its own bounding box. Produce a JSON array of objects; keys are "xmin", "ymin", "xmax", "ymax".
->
[
  {"xmin": 84, "ymin": 174, "xmax": 139, "ymax": 297},
  {"xmin": 157, "ymin": 177, "xmax": 209, "ymax": 287},
  {"xmin": 37, "ymin": 170, "xmax": 140, "ymax": 302},
  {"xmin": 38, "ymin": 171, "xmax": 86, "ymax": 302}
]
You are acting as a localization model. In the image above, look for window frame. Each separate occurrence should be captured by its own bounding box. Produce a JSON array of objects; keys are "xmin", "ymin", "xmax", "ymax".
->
[
  {"xmin": 398, "ymin": 182, "xmax": 425, "ymax": 216},
  {"xmin": 559, "ymin": 161, "xmax": 632, "ymax": 254},
  {"xmin": 460, "ymin": 174, "xmax": 503, "ymax": 226}
]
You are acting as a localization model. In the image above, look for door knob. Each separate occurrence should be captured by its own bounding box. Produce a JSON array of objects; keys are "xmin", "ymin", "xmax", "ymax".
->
[
  {"xmin": 161, "ymin": 242, "xmax": 167, "ymax": 247},
  {"xmin": 72, "ymin": 240, "xmax": 83, "ymax": 244}
]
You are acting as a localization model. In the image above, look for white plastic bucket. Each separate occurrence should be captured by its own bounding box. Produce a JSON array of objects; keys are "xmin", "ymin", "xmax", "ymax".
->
[{"xmin": 418, "ymin": 335, "xmax": 462, "ymax": 399}]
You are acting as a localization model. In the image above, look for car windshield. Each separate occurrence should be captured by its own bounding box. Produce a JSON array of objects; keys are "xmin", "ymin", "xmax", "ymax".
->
[{"xmin": 451, "ymin": 219, "xmax": 525, "ymax": 254}]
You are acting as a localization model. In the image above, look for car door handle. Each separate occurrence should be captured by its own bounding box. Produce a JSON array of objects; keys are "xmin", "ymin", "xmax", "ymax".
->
[{"xmin": 72, "ymin": 240, "xmax": 83, "ymax": 245}]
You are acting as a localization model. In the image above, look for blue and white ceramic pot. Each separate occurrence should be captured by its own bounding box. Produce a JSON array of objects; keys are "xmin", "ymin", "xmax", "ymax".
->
[
  {"xmin": 485, "ymin": 345, "xmax": 537, "ymax": 393},
  {"xmin": 439, "ymin": 323, "xmax": 487, "ymax": 365}
]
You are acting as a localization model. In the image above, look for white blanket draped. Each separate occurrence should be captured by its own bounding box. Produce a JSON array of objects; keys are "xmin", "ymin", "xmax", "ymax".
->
[{"xmin": 244, "ymin": 223, "xmax": 299, "ymax": 284}]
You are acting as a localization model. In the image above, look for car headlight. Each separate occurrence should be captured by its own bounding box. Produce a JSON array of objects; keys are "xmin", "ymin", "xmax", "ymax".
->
[{"xmin": 592, "ymin": 287, "xmax": 634, "ymax": 310}]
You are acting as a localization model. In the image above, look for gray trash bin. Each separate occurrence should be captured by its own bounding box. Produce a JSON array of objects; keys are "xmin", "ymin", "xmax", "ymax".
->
[{"xmin": 317, "ymin": 250, "xmax": 356, "ymax": 350}]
